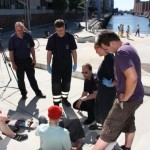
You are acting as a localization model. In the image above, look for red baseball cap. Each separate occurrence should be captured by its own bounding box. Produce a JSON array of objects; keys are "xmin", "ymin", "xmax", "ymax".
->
[{"xmin": 48, "ymin": 106, "xmax": 62, "ymax": 120}]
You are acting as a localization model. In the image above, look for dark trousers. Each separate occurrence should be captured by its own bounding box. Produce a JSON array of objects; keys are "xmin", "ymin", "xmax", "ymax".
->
[
  {"xmin": 94, "ymin": 83, "xmax": 116, "ymax": 125},
  {"xmin": 135, "ymin": 29, "xmax": 140, "ymax": 36},
  {"xmin": 73, "ymin": 99, "xmax": 95, "ymax": 120},
  {"xmin": 52, "ymin": 56, "xmax": 72, "ymax": 102},
  {"xmin": 15, "ymin": 57, "xmax": 41, "ymax": 96}
]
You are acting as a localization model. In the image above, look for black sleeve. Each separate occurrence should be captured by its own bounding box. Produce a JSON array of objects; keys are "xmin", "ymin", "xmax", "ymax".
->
[
  {"xmin": 28, "ymin": 33, "xmax": 35, "ymax": 47},
  {"xmin": 92, "ymin": 79, "xmax": 97, "ymax": 91},
  {"xmin": 68, "ymin": 33, "xmax": 77, "ymax": 50},
  {"xmin": 84, "ymin": 80, "xmax": 88, "ymax": 92},
  {"xmin": 46, "ymin": 34, "xmax": 55, "ymax": 52},
  {"xmin": 103, "ymin": 54, "xmax": 115, "ymax": 80},
  {"xmin": 98, "ymin": 54, "xmax": 115, "ymax": 81},
  {"xmin": 8, "ymin": 36, "xmax": 15, "ymax": 51}
]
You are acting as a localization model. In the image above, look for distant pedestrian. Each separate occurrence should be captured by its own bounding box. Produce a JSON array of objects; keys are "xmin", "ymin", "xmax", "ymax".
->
[
  {"xmin": 135, "ymin": 24, "xmax": 140, "ymax": 36},
  {"xmin": 120, "ymin": 24, "xmax": 124, "ymax": 37},
  {"xmin": 46, "ymin": 19, "xmax": 77, "ymax": 107},
  {"xmin": 8, "ymin": 22, "xmax": 46, "ymax": 100},
  {"xmin": 126, "ymin": 25, "xmax": 130, "ymax": 39},
  {"xmin": 118, "ymin": 25, "xmax": 120, "ymax": 36}
]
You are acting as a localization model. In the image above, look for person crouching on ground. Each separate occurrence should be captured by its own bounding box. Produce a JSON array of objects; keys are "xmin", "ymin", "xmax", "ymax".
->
[{"xmin": 73, "ymin": 63, "xmax": 97, "ymax": 125}]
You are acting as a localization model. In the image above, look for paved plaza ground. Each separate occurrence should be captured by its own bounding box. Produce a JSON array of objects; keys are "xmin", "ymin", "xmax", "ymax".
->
[{"xmin": 0, "ymin": 22, "xmax": 150, "ymax": 149}]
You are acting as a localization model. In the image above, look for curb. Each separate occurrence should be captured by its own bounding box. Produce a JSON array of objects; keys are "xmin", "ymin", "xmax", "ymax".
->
[{"xmin": 35, "ymin": 63, "xmax": 150, "ymax": 96}]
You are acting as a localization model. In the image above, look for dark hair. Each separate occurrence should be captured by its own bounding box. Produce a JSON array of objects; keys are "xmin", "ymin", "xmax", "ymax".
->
[
  {"xmin": 54, "ymin": 19, "xmax": 65, "ymax": 28},
  {"xmin": 96, "ymin": 30, "xmax": 120, "ymax": 46},
  {"xmin": 82, "ymin": 63, "xmax": 92, "ymax": 71}
]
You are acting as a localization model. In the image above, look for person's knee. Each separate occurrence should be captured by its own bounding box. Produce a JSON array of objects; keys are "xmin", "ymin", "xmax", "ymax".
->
[
  {"xmin": 73, "ymin": 101, "xmax": 78, "ymax": 109},
  {"xmin": 52, "ymin": 83, "xmax": 61, "ymax": 90}
]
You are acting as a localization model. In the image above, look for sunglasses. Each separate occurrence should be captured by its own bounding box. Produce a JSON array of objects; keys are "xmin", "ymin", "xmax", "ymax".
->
[{"xmin": 82, "ymin": 72, "xmax": 88, "ymax": 74}]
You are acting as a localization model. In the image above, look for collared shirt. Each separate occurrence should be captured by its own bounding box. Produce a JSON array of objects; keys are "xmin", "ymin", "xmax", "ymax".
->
[
  {"xmin": 84, "ymin": 73, "xmax": 97, "ymax": 94},
  {"xmin": 46, "ymin": 32, "xmax": 77, "ymax": 58},
  {"xmin": 8, "ymin": 32, "xmax": 34, "ymax": 59}
]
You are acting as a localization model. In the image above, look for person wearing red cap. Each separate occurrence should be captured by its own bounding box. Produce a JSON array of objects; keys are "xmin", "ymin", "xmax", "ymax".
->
[{"xmin": 35, "ymin": 106, "xmax": 72, "ymax": 150}]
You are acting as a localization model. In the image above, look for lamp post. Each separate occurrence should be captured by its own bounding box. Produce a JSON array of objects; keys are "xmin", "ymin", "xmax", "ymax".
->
[
  {"xmin": 18, "ymin": 0, "xmax": 30, "ymax": 30},
  {"xmin": 85, "ymin": 0, "xmax": 88, "ymax": 31},
  {"xmin": 148, "ymin": 0, "xmax": 150, "ymax": 26},
  {"xmin": 26, "ymin": 0, "xmax": 30, "ymax": 30},
  {"xmin": 77, "ymin": 0, "xmax": 88, "ymax": 30}
]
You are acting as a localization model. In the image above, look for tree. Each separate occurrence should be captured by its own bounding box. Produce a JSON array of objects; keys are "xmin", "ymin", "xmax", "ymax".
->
[
  {"xmin": 68, "ymin": 0, "xmax": 82, "ymax": 12},
  {"xmin": 53, "ymin": 0, "xmax": 68, "ymax": 13}
]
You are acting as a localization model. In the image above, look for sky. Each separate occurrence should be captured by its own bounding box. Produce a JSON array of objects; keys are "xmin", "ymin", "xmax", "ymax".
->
[
  {"xmin": 114, "ymin": 0, "xmax": 134, "ymax": 11},
  {"xmin": 114, "ymin": 0, "xmax": 149, "ymax": 10}
]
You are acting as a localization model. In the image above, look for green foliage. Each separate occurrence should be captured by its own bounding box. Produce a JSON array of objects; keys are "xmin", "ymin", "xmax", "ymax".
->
[
  {"xmin": 68, "ymin": 0, "xmax": 83, "ymax": 11},
  {"xmin": 53, "ymin": 0, "xmax": 68, "ymax": 13},
  {"xmin": 88, "ymin": 7, "xmax": 97, "ymax": 13}
]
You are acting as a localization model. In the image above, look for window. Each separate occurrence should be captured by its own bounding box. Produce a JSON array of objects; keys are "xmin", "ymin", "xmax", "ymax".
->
[
  {"xmin": 15, "ymin": 0, "xmax": 24, "ymax": 9},
  {"xmin": 0, "ymin": 0, "xmax": 11, "ymax": 8}
]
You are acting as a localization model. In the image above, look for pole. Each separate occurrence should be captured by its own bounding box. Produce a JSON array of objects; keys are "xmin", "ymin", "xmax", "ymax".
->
[
  {"xmin": 85, "ymin": 0, "xmax": 88, "ymax": 31},
  {"xmin": 26, "ymin": 0, "xmax": 30, "ymax": 31},
  {"xmin": 149, "ymin": 0, "xmax": 150, "ymax": 26}
]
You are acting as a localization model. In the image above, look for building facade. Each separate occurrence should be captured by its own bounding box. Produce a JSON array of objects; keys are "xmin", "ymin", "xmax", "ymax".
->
[
  {"xmin": 0, "ymin": 0, "xmax": 83, "ymax": 29},
  {"xmin": 94, "ymin": 0, "xmax": 113, "ymax": 18},
  {"xmin": 134, "ymin": 0, "xmax": 150, "ymax": 16}
]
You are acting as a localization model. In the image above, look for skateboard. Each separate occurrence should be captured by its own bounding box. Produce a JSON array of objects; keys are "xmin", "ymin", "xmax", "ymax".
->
[{"xmin": 7, "ymin": 118, "xmax": 38, "ymax": 130}]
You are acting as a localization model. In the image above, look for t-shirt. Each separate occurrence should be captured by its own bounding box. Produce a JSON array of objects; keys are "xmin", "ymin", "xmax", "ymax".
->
[
  {"xmin": 115, "ymin": 43, "xmax": 144, "ymax": 101},
  {"xmin": 84, "ymin": 73, "xmax": 97, "ymax": 94},
  {"xmin": 46, "ymin": 32, "xmax": 77, "ymax": 58},
  {"xmin": 8, "ymin": 32, "xmax": 34, "ymax": 59},
  {"xmin": 35, "ymin": 124, "xmax": 71, "ymax": 150}
]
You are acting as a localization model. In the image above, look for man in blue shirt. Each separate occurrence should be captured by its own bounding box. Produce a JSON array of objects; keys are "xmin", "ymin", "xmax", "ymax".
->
[
  {"xmin": 46, "ymin": 19, "xmax": 77, "ymax": 107},
  {"xmin": 8, "ymin": 22, "xmax": 46, "ymax": 100}
]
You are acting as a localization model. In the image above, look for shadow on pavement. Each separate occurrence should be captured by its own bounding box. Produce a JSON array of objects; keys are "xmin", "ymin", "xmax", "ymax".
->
[{"xmin": 0, "ymin": 137, "xmax": 11, "ymax": 150}]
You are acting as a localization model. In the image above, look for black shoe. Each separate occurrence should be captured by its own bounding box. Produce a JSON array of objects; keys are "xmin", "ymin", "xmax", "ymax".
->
[
  {"xmin": 89, "ymin": 123, "xmax": 102, "ymax": 130},
  {"xmin": 83, "ymin": 118, "xmax": 94, "ymax": 125},
  {"xmin": 121, "ymin": 146, "xmax": 130, "ymax": 150},
  {"xmin": 36, "ymin": 92, "xmax": 46, "ymax": 98},
  {"xmin": 62, "ymin": 100, "xmax": 71, "ymax": 107},
  {"xmin": 21, "ymin": 95, "xmax": 27, "ymax": 100},
  {"xmin": 12, "ymin": 133, "xmax": 28, "ymax": 141},
  {"xmin": 121, "ymin": 145, "xmax": 125, "ymax": 149},
  {"xmin": 96, "ymin": 134, "xmax": 100, "ymax": 140},
  {"xmin": 112, "ymin": 143, "xmax": 123, "ymax": 150},
  {"xmin": 54, "ymin": 102, "xmax": 60, "ymax": 106}
]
